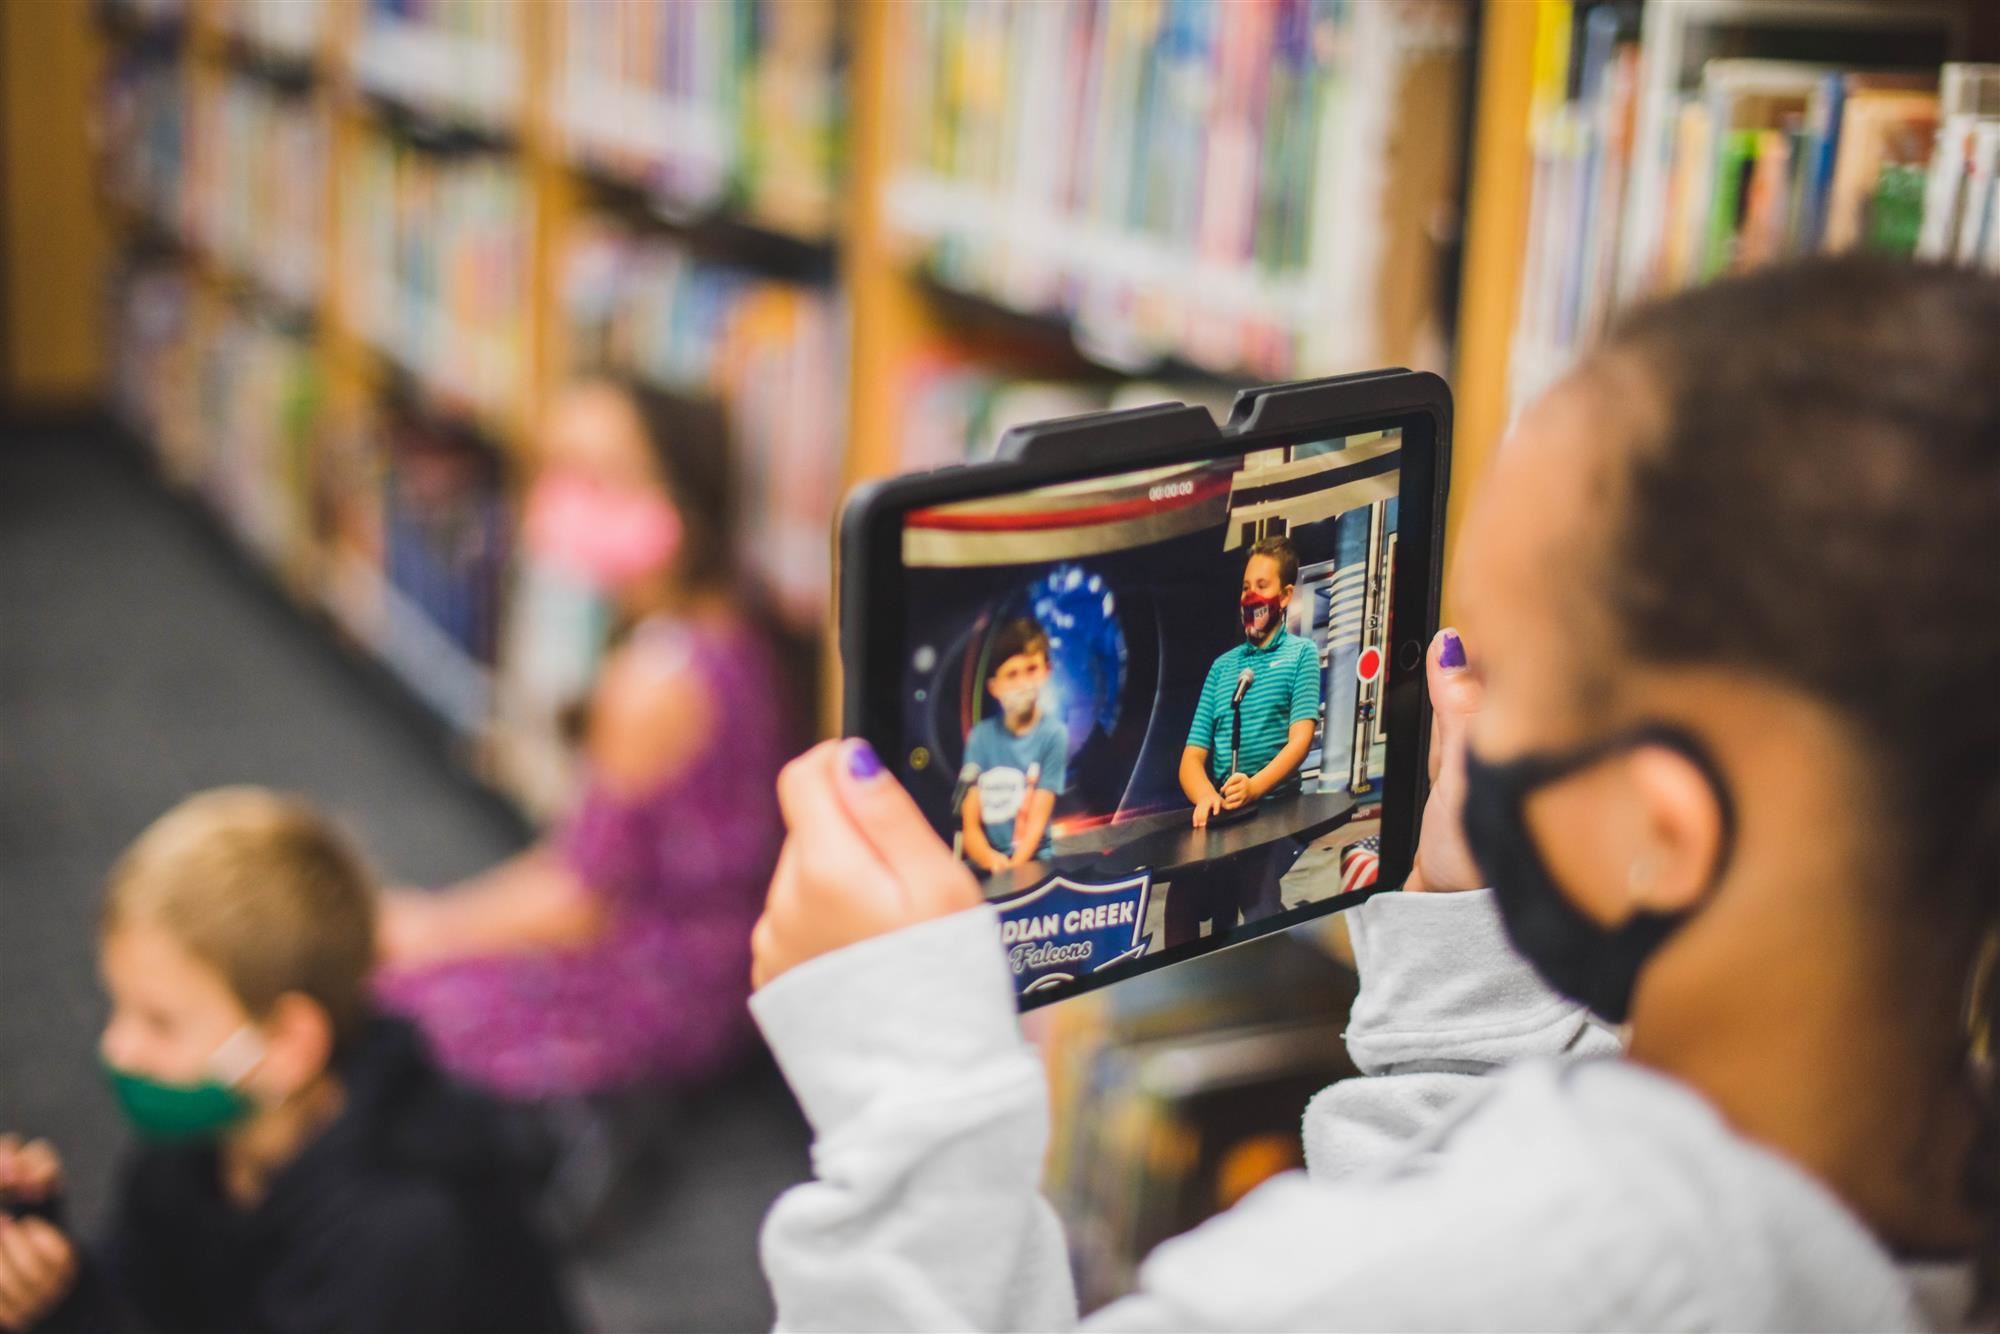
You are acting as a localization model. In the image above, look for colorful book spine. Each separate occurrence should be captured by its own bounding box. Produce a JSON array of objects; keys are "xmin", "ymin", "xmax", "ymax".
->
[{"xmin": 1704, "ymin": 129, "xmax": 1759, "ymax": 279}]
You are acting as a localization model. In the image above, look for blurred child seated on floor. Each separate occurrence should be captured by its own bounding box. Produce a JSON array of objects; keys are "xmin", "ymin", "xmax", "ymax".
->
[
  {"xmin": 0, "ymin": 788, "xmax": 574, "ymax": 1334},
  {"xmin": 371, "ymin": 380, "xmax": 793, "ymax": 1236}
]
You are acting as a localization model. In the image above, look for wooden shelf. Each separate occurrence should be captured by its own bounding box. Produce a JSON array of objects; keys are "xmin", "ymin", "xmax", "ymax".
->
[{"xmin": 1444, "ymin": 0, "xmax": 1542, "ymax": 599}]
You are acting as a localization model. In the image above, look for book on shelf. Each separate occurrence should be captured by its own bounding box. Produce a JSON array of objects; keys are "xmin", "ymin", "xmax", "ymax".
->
[
  {"xmin": 98, "ymin": 0, "xmax": 186, "ymax": 30},
  {"xmin": 557, "ymin": 0, "xmax": 842, "ymax": 240},
  {"xmin": 1914, "ymin": 64, "xmax": 2000, "ymax": 261},
  {"xmin": 378, "ymin": 412, "xmax": 507, "ymax": 734},
  {"xmin": 195, "ymin": 311, "xmax": 321, "ymax": 586},
  {"xmin": 353, "ymin": 0, "xmax": 524, "ymax": 133},
  {"xmin": 106, "ymin": 260, "xmax": 196, "ymax": 467},
  {"xmin": 97, "ymin": 50, "xmax": 188, "ymax": 233},
  {"xmin": 216, "ymin": 0, "xmax": 326, "ymax": 65},
  {"xmin": 1820, "ymin": 81, "xmax": 1940, "ymax": 254},
  {"xmin": 883, "ymin": 0, "xmax": 1469, "ymax": 382},
  {"xmin": 316, "ymin": 400, "xmax": 390, "ymax": 665}
]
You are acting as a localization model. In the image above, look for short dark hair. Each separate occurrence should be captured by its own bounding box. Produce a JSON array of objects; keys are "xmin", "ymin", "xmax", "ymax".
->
[
  {"xmin": 987, "ymin": 618, "xmax": 1049, "ymax": 677},
  {"xmin": 1594, "ymin": 257, "xmax": 2000, "ymax": 1303},
  {"xmin": 600, "ymin": 374, "xmax": 739, "ymax": 594},
  {"xmin": 1246, "ymin": 535, "xmax": 1299, "ymax": 587}
]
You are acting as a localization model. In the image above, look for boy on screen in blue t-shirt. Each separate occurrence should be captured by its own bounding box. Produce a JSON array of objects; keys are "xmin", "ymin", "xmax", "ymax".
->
[{"xmin": 961, "ymin": 618, "xmax": 1067, "ymax": 874}]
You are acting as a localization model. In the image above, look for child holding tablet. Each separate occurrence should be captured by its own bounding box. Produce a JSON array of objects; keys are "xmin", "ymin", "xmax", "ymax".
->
[{"xmin": 747, "ymin": 260, "xmax": 2000, "ymax": 1330}]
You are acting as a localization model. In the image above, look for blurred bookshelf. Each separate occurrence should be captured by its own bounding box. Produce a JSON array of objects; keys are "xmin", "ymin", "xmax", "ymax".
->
[
  {"xmin": 878, "ymin": 0, "xmax": 1470, "ymax": 385},
  {"xmin": 94, "ymin": 0, "xmax": 1485, "ymax": 798},
  {"xmin": 92, "ymin": 0, "xmax": 854, "ymax": 809}
]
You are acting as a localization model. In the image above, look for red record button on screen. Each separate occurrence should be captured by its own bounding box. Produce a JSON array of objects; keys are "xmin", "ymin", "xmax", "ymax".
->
[{"xmin": 1356, "ymin": 646, "xmax": 1384, "ymax": 683}]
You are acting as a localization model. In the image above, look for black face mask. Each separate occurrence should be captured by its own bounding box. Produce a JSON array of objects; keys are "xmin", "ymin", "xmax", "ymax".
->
[{"xmin": 1461, "ymin": 725, "xmax": 1736, "ymax": 1025}]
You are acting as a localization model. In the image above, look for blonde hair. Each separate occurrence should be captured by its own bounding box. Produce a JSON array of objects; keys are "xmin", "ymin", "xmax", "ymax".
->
[{"xmin": 104, "ymin": 788, "xmax": 378, "ymax": 1046}]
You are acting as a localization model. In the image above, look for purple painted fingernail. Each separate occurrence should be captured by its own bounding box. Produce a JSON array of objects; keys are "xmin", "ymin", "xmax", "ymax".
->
[
  {"xmin": 1439, "ymin": 630, "xmax": 1467, "ymax": 670},
  {"xmin": 846, "ymin": 740, "xmax": 884, "ymax": 781}
]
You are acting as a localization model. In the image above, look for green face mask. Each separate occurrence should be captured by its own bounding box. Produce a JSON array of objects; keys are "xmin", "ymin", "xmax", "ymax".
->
[{"xmin": 104, "ymin": 1026, "xmax": 265, "ymax": 1143}]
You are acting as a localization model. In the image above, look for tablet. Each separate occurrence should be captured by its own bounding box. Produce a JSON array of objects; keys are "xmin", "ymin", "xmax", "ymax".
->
[{"xmin": 840, "ymin": 370, "xmax": 1451, "ymax": 1007}]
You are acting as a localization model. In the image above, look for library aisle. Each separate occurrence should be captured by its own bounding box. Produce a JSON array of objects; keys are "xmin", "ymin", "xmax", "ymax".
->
[{"xmin": 0, "ymin": 425, "xmax": 809, "ymax": 1334}]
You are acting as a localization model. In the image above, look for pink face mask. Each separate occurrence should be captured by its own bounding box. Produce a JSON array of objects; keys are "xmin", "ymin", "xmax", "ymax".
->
[{"xmin": 523, "ymin": 474, "xmax": 683, "ymax": 591}]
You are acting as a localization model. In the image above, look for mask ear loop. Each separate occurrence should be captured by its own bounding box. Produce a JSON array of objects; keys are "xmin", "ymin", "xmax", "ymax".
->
[
  {"xmin": 209, "ymin": 1025, "xmax": 267, "ymax": 1088},
  {"xmin": 1505, "ymin": 723, "xmax": 1741, "ymax": 896}
]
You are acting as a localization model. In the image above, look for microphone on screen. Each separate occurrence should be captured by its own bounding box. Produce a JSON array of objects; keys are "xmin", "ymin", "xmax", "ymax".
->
[
  {"xmin": 950, "ymin": 762, "xmax": 982, "ymax": 815},
  {"xmin": 1230, "ymin": 668, "xmax": 1254, "ymax": 782}
]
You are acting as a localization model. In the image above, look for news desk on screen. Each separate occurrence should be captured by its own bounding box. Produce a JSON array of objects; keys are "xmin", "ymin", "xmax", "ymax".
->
[{"xmin": 977, "ymin": 788, "xmax": 1358, "ymax": 901}]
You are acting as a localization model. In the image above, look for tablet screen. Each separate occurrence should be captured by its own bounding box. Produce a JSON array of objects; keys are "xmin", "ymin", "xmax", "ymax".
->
[{"xmin": 894, "ymin": 429, "xmax": 1406, "ymax": 1002}]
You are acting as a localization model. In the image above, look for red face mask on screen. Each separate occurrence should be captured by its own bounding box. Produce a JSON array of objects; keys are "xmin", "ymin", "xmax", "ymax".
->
[{"xmin": 1240, "ymin": 591, "xmax": 1282, "ymax": 640}]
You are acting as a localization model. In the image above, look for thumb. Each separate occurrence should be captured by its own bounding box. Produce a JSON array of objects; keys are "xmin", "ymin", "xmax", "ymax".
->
[
  {"xmin": 1426, "ymin": 629, "xmax": 1482, "ymax": 779},
  {"xmin": 832, "ymin": 740, "xmax": 983, "ymax": 915}
]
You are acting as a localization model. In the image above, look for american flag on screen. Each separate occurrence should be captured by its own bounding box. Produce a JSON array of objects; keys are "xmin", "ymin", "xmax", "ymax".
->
[{"xmin": 1340, "ymin": 836, "xmax": 1381, "ymax": 894}]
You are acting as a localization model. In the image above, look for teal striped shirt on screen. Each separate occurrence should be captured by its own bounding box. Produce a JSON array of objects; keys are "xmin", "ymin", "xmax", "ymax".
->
[{"xmin": 1186, "ymin": 627, "xmax": 1322, "ymax": 787}]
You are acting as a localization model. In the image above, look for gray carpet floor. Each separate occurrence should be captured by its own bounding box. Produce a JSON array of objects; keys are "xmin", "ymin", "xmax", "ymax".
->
[{"xmin": 0, "ymin": 424, "xmax": 809, "ymax": 1332}]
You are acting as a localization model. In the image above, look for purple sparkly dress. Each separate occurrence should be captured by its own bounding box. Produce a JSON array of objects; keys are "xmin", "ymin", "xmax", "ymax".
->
[{"xmin": 377, "ymin": 618, "xmax": 787, "ymax": 1099}]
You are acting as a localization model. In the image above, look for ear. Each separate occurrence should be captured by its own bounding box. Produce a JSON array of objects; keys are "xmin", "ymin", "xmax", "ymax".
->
[
  {"xmin": 1624, "ymin": 746, "xmax": 1727, "ymax": 915},
  {"xmin": 252, "ymin": 992, "xmax": 337, "ymax": 1100}
]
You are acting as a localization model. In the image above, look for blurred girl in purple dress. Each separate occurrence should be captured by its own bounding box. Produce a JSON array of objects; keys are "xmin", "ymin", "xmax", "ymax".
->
[{"xmin": 373, "ymin": 379, "xmax": 792, "ymax": 1231}]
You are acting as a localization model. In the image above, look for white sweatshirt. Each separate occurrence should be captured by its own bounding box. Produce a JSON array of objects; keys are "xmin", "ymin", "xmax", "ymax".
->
[{"xmin": 751, "ymin": 889, "xmax": 1976, "ymax": 1331}]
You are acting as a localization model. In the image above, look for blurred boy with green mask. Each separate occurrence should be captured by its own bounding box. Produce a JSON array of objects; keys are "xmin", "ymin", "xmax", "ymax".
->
[{"xmin": 0, "ymin": 788, "xmax": 574, "ymax": 1333}]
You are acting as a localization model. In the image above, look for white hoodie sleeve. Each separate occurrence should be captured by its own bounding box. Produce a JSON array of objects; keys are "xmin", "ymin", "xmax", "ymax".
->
[
  {"xmin": 751, "ymin": 890, "xmax": 1619, "ymax": 1333},
  {"xmin": 1304, "ymin": 888, "xmax": 1621, "ymax": 1182}
]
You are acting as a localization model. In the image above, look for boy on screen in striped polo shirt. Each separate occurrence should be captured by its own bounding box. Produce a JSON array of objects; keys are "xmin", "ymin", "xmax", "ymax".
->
[
  {"xmin": 1180, "ymin": 535, "xmax": 1322, "ymax": 827},
  {"xmin": 1166, "ymin": 536, "xmax": 1321, "ymax": 947}
]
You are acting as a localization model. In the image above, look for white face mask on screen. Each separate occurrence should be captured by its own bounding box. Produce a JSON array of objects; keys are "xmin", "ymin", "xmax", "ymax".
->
[{"xmin": 999, "ymin": 685, "xmax": 1040, "ymax": 721}]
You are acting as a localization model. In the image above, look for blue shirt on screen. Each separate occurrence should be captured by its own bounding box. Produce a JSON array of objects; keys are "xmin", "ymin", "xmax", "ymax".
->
[{"xmin": 965, "ymin": 710, "xmax": 1068, "ymax": 859}]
